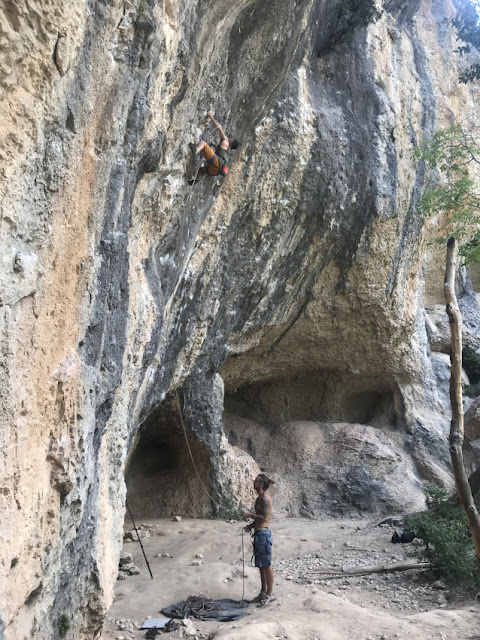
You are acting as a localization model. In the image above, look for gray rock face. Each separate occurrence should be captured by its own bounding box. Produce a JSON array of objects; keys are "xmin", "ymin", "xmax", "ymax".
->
[
  {"xmin": 225, "ymin": 416, "xmax": 426, "ymax": 517},
  {"xmin": 426, "ymin": 276, "xmax": 480, "ymax": 355},
  {"xmin": 0, "ymin": 0, "xmax": 478, "ymax": 637},
  {"xmin": 465, "ymin": 398, "xmax": 480, "ymax": 443}
]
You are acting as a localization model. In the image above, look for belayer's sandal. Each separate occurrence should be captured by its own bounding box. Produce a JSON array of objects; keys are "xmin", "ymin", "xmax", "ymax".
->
[
  {"xmin": 258, "ymin": 594, "xmax": 276, "ymax": 607},
  {"xmin": 250, "ymin": 591, "xmax": 266, "ymax": 604}
]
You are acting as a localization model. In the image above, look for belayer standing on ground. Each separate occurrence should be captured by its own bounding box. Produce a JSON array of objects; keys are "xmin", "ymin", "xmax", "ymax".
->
[
  {"xmin": 188, "ymin": 111, "xmax": 238, "ymax": 185},
  {"xmin": 242, "ymin": 474, "xmax": 276, "ymax": 607}
]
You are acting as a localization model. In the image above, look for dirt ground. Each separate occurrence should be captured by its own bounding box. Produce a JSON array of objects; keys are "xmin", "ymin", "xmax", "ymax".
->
[{"xmin": 101, "ymin": 516, "xmax": 480, "ymax": 640}]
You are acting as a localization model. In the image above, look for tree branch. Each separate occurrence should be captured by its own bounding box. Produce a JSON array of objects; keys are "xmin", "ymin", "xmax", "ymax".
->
[
  {"xmin": 445, "ymin": 237, "xmax": 480, "ymax": 561},
  {"xmin": 308, "ymin": 562, "xmax": 430, "ymax": 577}
]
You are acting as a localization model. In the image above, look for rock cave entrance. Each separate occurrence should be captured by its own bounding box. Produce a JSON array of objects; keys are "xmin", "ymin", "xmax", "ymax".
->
[
  {"xmin": 125, "ymin": 398, "xmax": 212, "ymax": 518},
  {"xmin": 222, "ymin": 371, "xmax": 411, "ymax": 518}
]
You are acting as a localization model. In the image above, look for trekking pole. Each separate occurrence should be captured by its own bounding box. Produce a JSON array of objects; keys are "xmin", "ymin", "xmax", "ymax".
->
[{"xmin": 126, "ymin": 500, "xmax": 153, "ymax": 579}]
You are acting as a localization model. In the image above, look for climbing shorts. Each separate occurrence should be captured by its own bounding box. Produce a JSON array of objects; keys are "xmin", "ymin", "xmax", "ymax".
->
[
  {"xmin": 201, "ymin": 142, "xmax": 220, "ymax": 176},
  {"xmin": 253, "ymin": 529, "xmax": 273, "ymax": 568}
]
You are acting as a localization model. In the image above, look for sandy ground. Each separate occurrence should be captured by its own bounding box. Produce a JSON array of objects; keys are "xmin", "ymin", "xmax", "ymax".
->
[{"xmin": 101, "ymin": 516, "xmax": 480, "ymax": 640}]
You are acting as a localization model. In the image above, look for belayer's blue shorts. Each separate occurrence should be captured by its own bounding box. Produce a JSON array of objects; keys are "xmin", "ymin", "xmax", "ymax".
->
[{"xmin": 253, "ymin": 529, "xmax": 273, "ymax": 568}]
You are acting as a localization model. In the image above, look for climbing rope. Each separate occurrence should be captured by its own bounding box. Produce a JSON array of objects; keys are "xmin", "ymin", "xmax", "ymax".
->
[
  {"xmin": 175, "ymin": 390, "xmax": 222, "ymax": 509},
  {"xmin": 180, "ymin": 595, "xmax": 221, "ymax": 616},
  {"xmin": 241, "ymin": 527, "xmax": 245, "ymax": 600},
  {"xmin": 176, "ymin": 389, "xmax": 251, "ymax": 601}
]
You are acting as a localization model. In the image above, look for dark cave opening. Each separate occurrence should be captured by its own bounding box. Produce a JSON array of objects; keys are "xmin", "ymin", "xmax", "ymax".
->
[
  {"xmin": 223, "ymin": 371, "xmax": 400, "ymax": 429},
  {"xmin": 343, "ymin": 390, "xmax": 397, "ymax": 427},
  {"xmin": 222, "ymin": 372, "xmax": 408, "ymax": 518},
  {"xmin": 125, "ymin": 400, "xmax": 212, "ymax": 518}
]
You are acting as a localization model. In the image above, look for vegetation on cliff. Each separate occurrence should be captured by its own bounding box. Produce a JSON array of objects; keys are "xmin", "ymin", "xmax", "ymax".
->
[
  {"xmin": 316, "ymin": 0, "xmax": 381, "ymax": 56},
  {"xmin": 453, "ymin": 0, "xmax": 480, "ymax": 83},
  {"xmin": 414, "ymin": 1, "xmax": 480, "ymax": 262},
  {"xmin": 414, "ymin": 121, "xmax": 480, "ymax": 263}
]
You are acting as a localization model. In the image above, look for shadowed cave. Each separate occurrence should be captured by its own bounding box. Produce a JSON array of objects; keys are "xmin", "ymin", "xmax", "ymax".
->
[
  {"xmin": 125, "ymin": 373, "xmax": 405, "ymax": 519},
  {"xmin": 221, "ymin": 370, "xmax": 414, "ymax": 518},
  {"xmin": 125, "ymin": 400, "xmax": 212, "ymax": 518},
  {"xmin": 223, "ymin": 371, "xmax": 401, "ymax": 430}
]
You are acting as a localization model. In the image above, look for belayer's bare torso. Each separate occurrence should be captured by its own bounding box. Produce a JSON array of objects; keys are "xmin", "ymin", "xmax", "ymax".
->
[{"xmin": 254, "ymin": 492, "xmax": 272, "ymax": 530}]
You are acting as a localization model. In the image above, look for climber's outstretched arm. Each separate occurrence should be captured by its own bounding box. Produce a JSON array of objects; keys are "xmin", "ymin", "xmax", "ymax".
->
[{"xmin": 208, "ymin": 111, "xmax": 228, "ymax": 143}]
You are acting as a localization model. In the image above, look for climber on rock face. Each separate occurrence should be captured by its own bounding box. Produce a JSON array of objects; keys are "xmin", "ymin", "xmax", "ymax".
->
[{"xmin": 188, "ymin": 111, "xmax": 238, "ymax": 185}]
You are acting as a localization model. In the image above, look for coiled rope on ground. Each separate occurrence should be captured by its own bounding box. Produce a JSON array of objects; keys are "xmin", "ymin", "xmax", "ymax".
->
[{"xmin": 180, "ymin": 595, "xmax": 221, "ymax": 615}]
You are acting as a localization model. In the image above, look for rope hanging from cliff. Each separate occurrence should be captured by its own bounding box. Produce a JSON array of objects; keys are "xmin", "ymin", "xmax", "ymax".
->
[
  {"xmin": 175, "ymin": 390, "xmax": 248, "ymax": 600},
  {"xmin": 241, "ymin": 527, "xmax": 246, "ymax": 600},
  {"xmin": 175, "ymin": 390, "xmax": 222, "ymax": 509}
]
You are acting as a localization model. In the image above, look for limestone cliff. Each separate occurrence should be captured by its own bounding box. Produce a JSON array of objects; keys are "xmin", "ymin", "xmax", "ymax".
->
[{"xmin": 1, "ymin": 0, "xmax": 479, "ymax": 637}]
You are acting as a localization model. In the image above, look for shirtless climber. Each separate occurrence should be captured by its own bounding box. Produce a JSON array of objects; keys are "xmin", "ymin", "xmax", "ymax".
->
[
  {"xmin": 188, "ymin": 111, "xmax": 238, "ymax": 185},
  {"xmin": 242, "ymin": 473, "xmax": 276, "ymax": 607}
]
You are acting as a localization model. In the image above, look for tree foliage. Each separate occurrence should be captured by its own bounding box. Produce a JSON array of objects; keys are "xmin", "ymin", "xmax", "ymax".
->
[
  {"xmin": 415, "ymin": 3, "xmax": 480, "ymax": 260},
  {"xmin": 453, "ymin": 0, "xmax": 480, "ymax": 83},
  {"xmin": 414, "ymin": 118, "xmax": 480, "ymax": 264},
  {"xmin": 316, "ymin": 0, "xmax": 381, "ymax": 57},
  {"xmin": 405, "ymin": 486, "xmax": 480, "ymax": 591}
]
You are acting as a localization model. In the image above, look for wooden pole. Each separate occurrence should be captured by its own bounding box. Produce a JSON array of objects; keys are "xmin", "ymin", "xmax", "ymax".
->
[
  {"xmin": 308, "ymin": 562, "xmax": 430, "ymax": 577},
  {"xmin": 444, "ymin": 237, "xmax": 480, "ymax": 561}
]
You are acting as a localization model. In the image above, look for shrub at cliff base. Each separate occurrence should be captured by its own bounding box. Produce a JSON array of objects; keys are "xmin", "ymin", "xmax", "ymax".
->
[{"xmin": 405, "ymin": 486, "xmax": 480, "ymax": 591}]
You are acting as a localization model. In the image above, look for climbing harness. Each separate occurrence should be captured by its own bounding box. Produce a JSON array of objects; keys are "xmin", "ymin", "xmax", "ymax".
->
[
  {"xmin": 206, "ymin": 151, "xmax": 229, "ymax": 177},
  {"xmin": 209, "ymin": 143, "xmax": 230, "ymax": 176},
  {"xmin": 215, "ymin": 146, "xmax": 230, "ymax": 176},
  {"xmin": 126, "ymin": 499, "xmax": 154, "ymax": 579}
]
